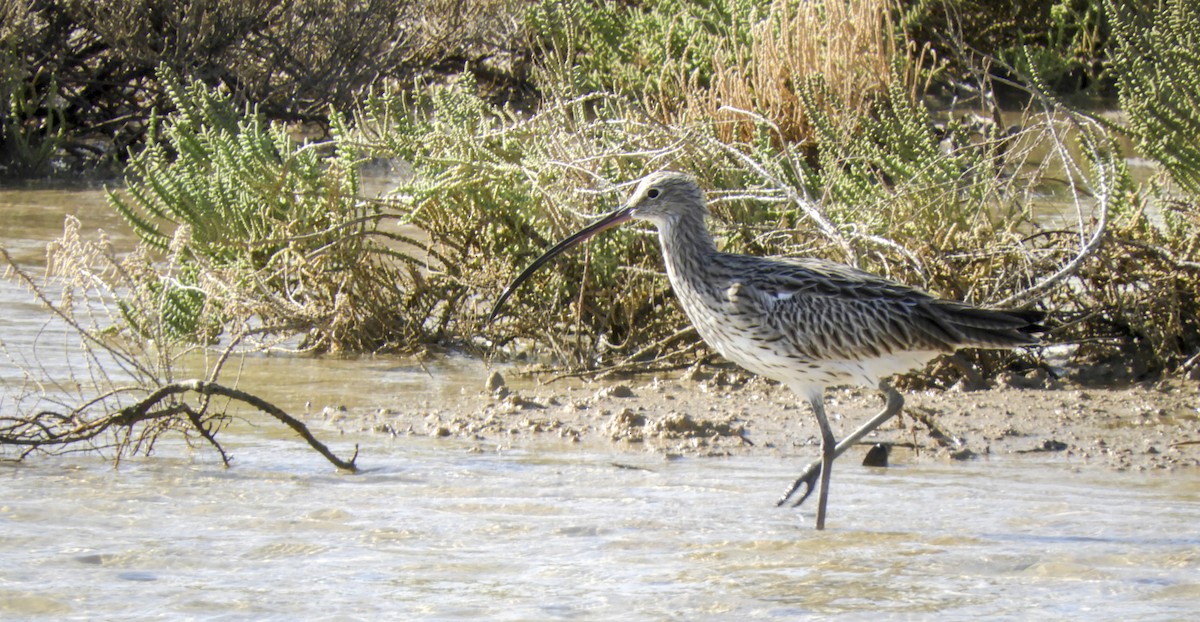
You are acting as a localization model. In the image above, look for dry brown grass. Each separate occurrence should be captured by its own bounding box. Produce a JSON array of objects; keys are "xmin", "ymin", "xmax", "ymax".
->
[{"xmin": 672, "ymin": 0, "xmax": 904, "ymax": 144}]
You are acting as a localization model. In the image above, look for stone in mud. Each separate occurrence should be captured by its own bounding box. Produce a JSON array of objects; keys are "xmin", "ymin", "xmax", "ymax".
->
[
  {"xmin": 646, "ymin": 413, "xmax": 745, "ymax": 440},
  {"xmin": 605, "ymin": 408, "xmax": 647, "ymax": 442},
  {"xmin": 862, "ymin": 443, "xmax": 889, "ymax": 467},
  {"xmin": 596, "ymin": 384, "xmax": 635, "ymax": 399},
  {"xmin": 485, "ymin": 371, "xmax": 508, "ymax": 397}
]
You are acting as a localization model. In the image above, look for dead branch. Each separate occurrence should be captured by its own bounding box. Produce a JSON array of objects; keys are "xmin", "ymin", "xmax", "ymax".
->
[{"xmin": 1, "ymin": 379, "xmax": 358, "ymax": 471}]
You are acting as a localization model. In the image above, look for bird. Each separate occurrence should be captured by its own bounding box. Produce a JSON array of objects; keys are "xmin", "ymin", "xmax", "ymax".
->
[{"xmin": 489, "ymin": 171, "xmax": 1043, "ymax": 529}]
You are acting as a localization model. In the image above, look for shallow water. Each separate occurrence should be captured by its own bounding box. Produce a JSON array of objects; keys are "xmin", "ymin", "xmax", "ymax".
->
[
  {"xmin": 0, "ymin": 183, "xmax": 130, "ymax": 265},
  {"xmin": 2, "ymin": 432, "xmax": 1198, "ymax": 620}
]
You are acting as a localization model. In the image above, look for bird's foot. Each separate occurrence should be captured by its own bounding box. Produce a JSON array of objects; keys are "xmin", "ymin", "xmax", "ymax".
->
[{"xmin": 775, "ymin": 462, "xmax": 822, "ymax": 508}]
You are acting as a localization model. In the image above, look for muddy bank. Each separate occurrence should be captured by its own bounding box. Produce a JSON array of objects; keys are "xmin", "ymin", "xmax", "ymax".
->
[{"xmin": 321, "ymin": 369, "xmax": 1200, "ymax": 473}]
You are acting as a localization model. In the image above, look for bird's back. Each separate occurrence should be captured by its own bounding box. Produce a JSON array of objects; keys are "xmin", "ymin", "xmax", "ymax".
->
[{"xmin": 667, "ymin": 252, "xmax": 1042, "ymax": 390}]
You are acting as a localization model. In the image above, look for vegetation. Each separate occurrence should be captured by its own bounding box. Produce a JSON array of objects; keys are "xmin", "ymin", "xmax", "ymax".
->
[
  {"xmin": 1089, "ymin": 0, "xmax": 1200, "ymax": 370},
  {"xmin": 4, "ymin": 0, "xmax": 1200, "ymax": 460},
  {"xmin": 109, "ymin": 70, "xmax": 419, "ymax": 353},
  {"xmin": 0, "ymin": 0, "xmax": 531, "ymax": 175},
  {"xmin": 1107, "ymin": 0, "xmax": 1200, "ymax": 195}
]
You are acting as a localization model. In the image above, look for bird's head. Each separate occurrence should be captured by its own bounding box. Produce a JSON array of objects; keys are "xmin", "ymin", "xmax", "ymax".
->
[
  {"xmin": 487, "ymin": 171, "xmax": 706, "ymax": 323},
  {"xmin": 620, "ymin": 171, "xmax": 708, "ymax": 227}
]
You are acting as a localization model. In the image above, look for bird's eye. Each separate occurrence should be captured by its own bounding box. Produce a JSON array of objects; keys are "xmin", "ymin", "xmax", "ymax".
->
[{"xmin": 647, "ymin": 188, "xmax": 660, "ymax": 199}]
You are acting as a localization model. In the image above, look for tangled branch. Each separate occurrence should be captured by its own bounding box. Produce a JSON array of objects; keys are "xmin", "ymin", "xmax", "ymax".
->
[{"xmin": 1, "ymin": 379, "xmax": 358, "ymax": 470}]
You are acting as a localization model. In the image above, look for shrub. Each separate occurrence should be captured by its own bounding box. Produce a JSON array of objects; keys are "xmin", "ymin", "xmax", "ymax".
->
[{"xmin": 108, "ymin": 69, "xmax": 414, "ymax": 353}]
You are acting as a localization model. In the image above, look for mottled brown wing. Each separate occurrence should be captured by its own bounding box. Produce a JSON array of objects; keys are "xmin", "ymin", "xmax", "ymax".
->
[{"xmin": 719, "ymin": 255, "xmax": 1040, "ymax": 361}]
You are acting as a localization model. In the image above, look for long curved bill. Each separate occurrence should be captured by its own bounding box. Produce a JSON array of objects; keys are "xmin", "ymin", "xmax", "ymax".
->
[{"xmin": 487, "ymin": 204, "xmax": 635, "ymax": 324}]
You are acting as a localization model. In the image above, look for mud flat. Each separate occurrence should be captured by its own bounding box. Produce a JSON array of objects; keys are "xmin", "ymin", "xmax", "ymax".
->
[{"xmin": 323, "ymin": 368, "xmax": 1200, "ymax": 473}]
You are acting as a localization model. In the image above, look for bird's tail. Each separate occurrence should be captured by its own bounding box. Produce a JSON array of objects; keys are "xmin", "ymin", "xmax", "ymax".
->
[{"xmin": 936, "ymin": 304, "xmax": 1046, "ymax": 348}]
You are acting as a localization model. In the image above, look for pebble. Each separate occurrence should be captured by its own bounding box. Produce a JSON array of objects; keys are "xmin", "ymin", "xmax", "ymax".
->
[
  {"xmin": 596, "ymin": 384, "xmax": 635, "ymax": 399},
  {"xmin": 485, "ymin": 371, "xmax": 508, "ymax": 397}
]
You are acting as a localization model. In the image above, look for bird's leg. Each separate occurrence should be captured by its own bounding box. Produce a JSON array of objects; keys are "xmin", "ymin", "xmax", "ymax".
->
[
  {"xmin": 810, "ymin": 396, "xmax": 836, "ymax": 530},
  {"xmin": 777, "ymin": 382, "xmax": 904, "ymax": 509}
]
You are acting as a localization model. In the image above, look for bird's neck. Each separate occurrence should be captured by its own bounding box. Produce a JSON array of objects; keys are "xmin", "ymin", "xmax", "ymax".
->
[{"xmin": 657, "ymin": 214, "xmax": 717, "ymax": 285}]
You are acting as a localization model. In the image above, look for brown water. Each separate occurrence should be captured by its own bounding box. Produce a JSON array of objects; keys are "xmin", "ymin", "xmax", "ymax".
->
[{"xmin": 2, "ymin": 183, "xmax": 1199, "ymax": 620}]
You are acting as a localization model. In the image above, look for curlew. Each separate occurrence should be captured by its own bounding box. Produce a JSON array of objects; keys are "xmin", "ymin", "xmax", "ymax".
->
[{"xmin": 489, "ymin": 172, "xmax": 1042, "ymax": 529}]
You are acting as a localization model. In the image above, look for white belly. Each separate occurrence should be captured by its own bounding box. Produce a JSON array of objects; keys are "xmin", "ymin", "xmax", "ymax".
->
[{"xmin": 707, "ymin": 330, "xmax": 940, "ymax": 390}]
